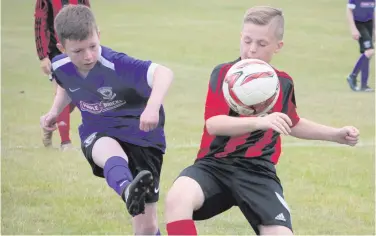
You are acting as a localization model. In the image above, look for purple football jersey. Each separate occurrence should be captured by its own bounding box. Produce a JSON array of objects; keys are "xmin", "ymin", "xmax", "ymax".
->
[
  {"xmin": 51, "ymin": 46, "xmax": 166, "ymax": 152},
  {"xmin": 348, "ymin": 0, "xmax": 375, "ymax": 22}
]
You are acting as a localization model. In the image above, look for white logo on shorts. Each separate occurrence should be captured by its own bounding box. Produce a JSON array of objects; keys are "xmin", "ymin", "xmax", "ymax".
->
[
  {"xmin": 84, "ymin": 132, "xmax": 97, "ymax": 147},
  {"xmin": 275, "ymin": 192, "xmax": 291, "ymax": 223},
  {"xmin": 275, "ymin": 213, "xmax": 286, "ymax": 222},
  {"xmin": 364, "ymin": 41, "xmax": 371, "ymax": 49},
  {"xmin": 154, "ymin": 186, "xmax": 160, "ymax": 193}
]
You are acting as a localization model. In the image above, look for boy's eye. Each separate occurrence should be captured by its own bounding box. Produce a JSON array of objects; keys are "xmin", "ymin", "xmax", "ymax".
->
[{"xmin": 259, "ymin": 42, "xmax": 268, "ymax": 47}]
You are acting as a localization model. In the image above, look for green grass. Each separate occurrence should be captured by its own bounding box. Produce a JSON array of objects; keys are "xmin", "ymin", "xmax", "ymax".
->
[{"xmin": 1, "ymin": 0, "xmax": 375, "ymax": 235}]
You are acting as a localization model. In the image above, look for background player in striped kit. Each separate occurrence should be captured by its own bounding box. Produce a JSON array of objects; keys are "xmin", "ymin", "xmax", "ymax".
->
[{"xmin": 34, "ymin": 0, "xmax": 91, "ymax": 150}]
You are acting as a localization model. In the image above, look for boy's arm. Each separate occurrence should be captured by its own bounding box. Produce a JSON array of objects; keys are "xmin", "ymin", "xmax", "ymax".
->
[
  {"xmin": 290, "ymin": 118, "xmax": 338, "ymax": 142},
  {"xmin": 346, "ymin": 2, "xmax": 360, "ymax": 40},
  {"xmin": 290, "ymin": 118, "xmax": 359, "ymax": 146},
  {"xmin": 139, "ymin": 64, "xmax": 174, "ymax": 132},
  {"xmin": 114, "ymin": 53, "xmax": 174, "ymax": 131},
  {"xmin": 346, "ymin": 7, "xmax": 357, "ymax": 31},
  {"xmin": 206, "ymin": 113, "xmax": 292, "ymax": 136},
  {"xmin": 48, "ymin": 84, "xmax": 72, "ymax": 116},
  {"xmin": 206, "ymin": 115, "xmax": 260, "ymax": 136},
  {"xmin": 40, "ymin": 83, "xmax": 71, "ymax": 131},
  {"xmin": 145, "ymin": 64, "xmax": 174, "ymax": 110}
]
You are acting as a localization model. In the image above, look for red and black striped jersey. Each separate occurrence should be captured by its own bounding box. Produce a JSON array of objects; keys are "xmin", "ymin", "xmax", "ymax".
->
[
  {"xmin": 197, "ymin": 58, "xmax": 300, "ymax": 164},
  {"xmin": 34, "ymin": 0, "xmax": 91, "ymax": 60}
]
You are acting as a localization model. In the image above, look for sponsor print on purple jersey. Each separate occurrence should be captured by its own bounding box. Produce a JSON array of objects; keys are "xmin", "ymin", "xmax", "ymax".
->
[
  {"xmin": 51, "ymin": 46, "xmax": 166, "ymax": 152},
  {"xmin": 348, "ymin": 0, "xmax": 375, "ymax": 22}
]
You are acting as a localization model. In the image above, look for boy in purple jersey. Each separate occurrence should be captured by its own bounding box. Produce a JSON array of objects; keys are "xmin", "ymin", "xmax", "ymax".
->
[
  {"xmin": 39, "ymin": 5, "xmax": 173, "ymax": 235},
  {"xmin": 346, "ymin": 0, "xmax": 375, "ymax": 92}
]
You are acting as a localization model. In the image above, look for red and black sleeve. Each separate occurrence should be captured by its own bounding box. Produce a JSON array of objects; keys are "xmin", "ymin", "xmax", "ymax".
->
[
  {"xmin": 34, "ymin": 0, "xmax": 50, "ymax": 60},
  {"xmin": 286, "ymin": 86, "xmax": 300, "ymax": 126},
  {"xmin": 204, "ymin": 63, "xmax": 233, "ymax": 121},
  {"xmin": 277, "ymin": 71, "xmax": 300, "ymax": 127}
]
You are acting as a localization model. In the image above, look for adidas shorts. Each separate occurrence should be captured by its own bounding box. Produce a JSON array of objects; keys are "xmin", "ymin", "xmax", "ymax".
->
[{"xmin": 178, "ymin": 156, "xmax": 292, "ymax": 234}]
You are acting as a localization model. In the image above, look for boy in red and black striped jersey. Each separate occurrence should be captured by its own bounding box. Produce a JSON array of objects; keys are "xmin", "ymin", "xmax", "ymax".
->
[
  {"xmin": 34, "ymin": 0, "xmax": 90, "ymax": 150},
  {"xmin": 165, "ymin": 6, "xmax": 360, "ymax": 236}
]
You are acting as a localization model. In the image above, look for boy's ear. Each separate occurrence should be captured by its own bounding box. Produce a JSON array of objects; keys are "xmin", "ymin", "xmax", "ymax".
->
[
  {"xmin": 95, "ymin": 26, "xmax": 101, "ymax": 40},
  {"xmin": 274, "ymin": 40, "xmax": 284, "ymax": 54},
  {"xmin": 57, "ymin": 43, "xmax": 65, "ymax": 53}
]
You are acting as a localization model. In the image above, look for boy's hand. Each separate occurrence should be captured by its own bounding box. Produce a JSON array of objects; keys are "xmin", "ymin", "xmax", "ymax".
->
[
  {"xmin": 40, "ymin": 112, "xmax": 58, "ymax": 132},
  {"xmin": 351, "ymin": 28, "xmax": 360, "ymax": 40},
  {"xmin": 140, "ymin": 105, "xmax": 160, "ymax": 132},
  {"xmin": 40, "ymin": 57, "xmax": 52, "ymax": 75},
  {"xmin": 256, "ymin": 112, "xmax": 292, "ymax": 135},
  {"xmin": 333, "ymin": 126, "xmax": 360, "ymax": 146}
]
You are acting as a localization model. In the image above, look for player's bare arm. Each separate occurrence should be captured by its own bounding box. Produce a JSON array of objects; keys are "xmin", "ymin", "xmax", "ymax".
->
[
  {"xmin": 40, "ymin": 84, "xmax": 72, "ymax": 131},
  {"xmin": 206, "ymin": 115, "xmax": 261, "ymax": 136},
  {"xmin": 147, "ymin": 65, "xmax": 174, "ymax": 108},
  {"xmin": 49, "ymin": 84, "xmax": 72, "ymax": 115},
  {"xmin": 140, "ymin": 65, "xmax": 174, "ymax": 132},
  {"xmin": 206, "ymin": 112, "xmax": 292, "ymax": 137},
  {"xmin": 290, "ymin": 118, "xmax": 360, "ymax": 146},
  {"xmin": 40, "ymin": 57, "xmax": 52, "ymax": 75},
  {"xmin": 347, "ymin": 6, "xmax": 360, "ymax": 40}
]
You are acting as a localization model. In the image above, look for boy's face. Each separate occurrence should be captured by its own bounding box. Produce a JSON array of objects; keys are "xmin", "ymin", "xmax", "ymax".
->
[
  {"xmin": 57, "ymin": 29, "xmax": 100, "ymax": 75},
  {"xmin": 240, "ymin": 22, "xmax": 283, "ymax": 63}
]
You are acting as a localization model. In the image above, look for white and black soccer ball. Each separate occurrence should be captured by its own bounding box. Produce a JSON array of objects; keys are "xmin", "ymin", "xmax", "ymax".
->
[{"xmin": 222, "ymin": 58, "xmax": 280, "ymax": 116}]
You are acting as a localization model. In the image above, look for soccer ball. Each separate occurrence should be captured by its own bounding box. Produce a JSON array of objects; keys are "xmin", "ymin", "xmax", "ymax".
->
[{"xmin": 222, "ymin": 58, "xmax": 280, "ymax": 116}]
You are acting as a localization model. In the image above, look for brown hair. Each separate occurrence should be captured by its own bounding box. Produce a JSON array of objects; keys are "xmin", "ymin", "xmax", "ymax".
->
[
  {"xmin": 243, "ymin": 6, "xmax": 284, "ymax": 40},
  {"xmin": 54, "ymin": 4, "xmax": 97, "ymax": 45}
]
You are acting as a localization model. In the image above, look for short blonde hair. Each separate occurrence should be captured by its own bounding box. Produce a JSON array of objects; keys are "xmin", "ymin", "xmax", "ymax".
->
[{"xmin": 243, "ymin": 6, "xmax": 284, "ymax": 40}]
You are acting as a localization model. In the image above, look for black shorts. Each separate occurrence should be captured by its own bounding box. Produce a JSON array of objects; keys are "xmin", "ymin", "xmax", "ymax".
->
[
  {"xmin": 179, "ymin": 156, "xmax": 292, "ymax": 235},
  {"xmin": 355, "ymin": 20, "xmax": 374, "ymax": 53},
  {"xmin": 81, "ymin": 132, "xmax": 163, "ymax": 203}
]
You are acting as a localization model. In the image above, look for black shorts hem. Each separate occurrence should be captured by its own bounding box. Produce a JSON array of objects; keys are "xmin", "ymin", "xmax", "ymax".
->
[{"xmin": 258, "ymin": 219, "xmax": 293, "ymax": 235}]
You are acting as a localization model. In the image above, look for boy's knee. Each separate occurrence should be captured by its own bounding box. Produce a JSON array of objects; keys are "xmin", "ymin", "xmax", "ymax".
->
[
  {"xmin": 365, "ymin": 48, "xmax": 374, "ymax": 58},
  {"xmin": 165, "ymin": 176, "xmax": 205, "ymax": 215},
  {"xmin": 165, "ymin": 188, "xmax": 183, "ymax": 212}
]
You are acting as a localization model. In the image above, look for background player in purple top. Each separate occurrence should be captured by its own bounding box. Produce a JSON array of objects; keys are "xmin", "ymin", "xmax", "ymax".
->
[
  {"xmin": 39, "ymin": 5, "xmax": 174, "ymax": 235},
  {"xmin": 346, "ymin": 0, "xmax": 375, "ymax": 92}
]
